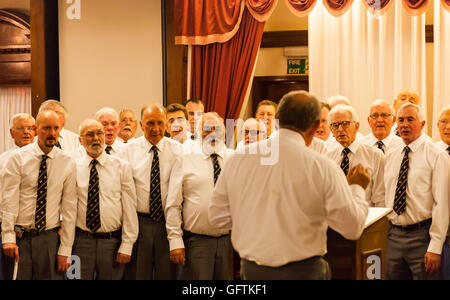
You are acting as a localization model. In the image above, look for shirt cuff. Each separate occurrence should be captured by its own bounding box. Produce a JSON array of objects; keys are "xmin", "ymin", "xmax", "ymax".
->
[
  {"xmin": 169, "ymin": 237, "xmax": 185, "ymax": 251},
  {"xmin": 57, "ymin": 246, "xmax": 72, "ymax": 257},
  {"xmin": 1, "ymin": 233, "xmax": 16, "ymax": 244},
  {"xmin": 427, "ymin": 238, "xmax": 444, "ymax": 255},
  {"xmin": 118, "ymin": 243, "xmax": 133, "ymax": 256}
]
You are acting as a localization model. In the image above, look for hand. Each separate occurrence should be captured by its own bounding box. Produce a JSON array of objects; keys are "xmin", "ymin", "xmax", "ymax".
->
[
  {"xmin": 170, "ymin": 248, "xmax": 185, "ymax": 266},
  {"xmin": 56, "ymin": 255, "xmax": 71, "ymax": 274},
  {"xmin": 2, "ymin": 243, "xmax": 19, "ymax": 263},
  {"xmin": 424, "ymin": 252, "xmax": 441, "ymax": 276},
  {"xmin": 347, "ymin": 164, "xmax": 371, "ymax": 190},
  {"xmin": 116, "ymin": 253, "xmax": 131, "ymax": 264}
]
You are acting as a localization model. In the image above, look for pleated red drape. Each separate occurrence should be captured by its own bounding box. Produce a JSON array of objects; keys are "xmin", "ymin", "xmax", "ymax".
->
[{"xmin": 190, "ymin": 8, "xmax": 265, "ymax": 120}]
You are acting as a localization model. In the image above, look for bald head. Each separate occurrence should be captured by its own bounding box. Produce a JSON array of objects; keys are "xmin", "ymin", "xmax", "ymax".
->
[
  {"xmin": 35, "ymin": 110, "xmax": 61, "ymax": 154},
  {"xmin": 140, "ymin": 104, "xmax": 167, "ymax": 145}
]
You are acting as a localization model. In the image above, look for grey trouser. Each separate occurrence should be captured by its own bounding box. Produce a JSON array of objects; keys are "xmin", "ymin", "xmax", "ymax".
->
[
  {"xmin": 17, "ymin": 228, "xmax": 63, "ymax": 280},
  {"xmin": 71, "ymin": 231, "xmax": 125, "ymax": 280},
  {"xmin": 386, "ymin": 223, "xmax": 442, "ymax": 280},
  {"xmin": 124, "ymin": 215, "xmax": 176, "ymax": 280},
  {"xmin": 240, "ymin": 256, "xmax": 331, "ymax": 280},
  {"xmin": 182, "ymin": 232, "xmax": 231, "ymax": 280}
]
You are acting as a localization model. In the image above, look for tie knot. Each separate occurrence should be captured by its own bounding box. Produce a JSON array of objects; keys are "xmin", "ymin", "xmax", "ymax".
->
[
  {"xmin": 342, "ymin": 148, "xmax": 351, "ymax": 155},
  {"xmin": 447, "ymin": 146, "xmax": 450, "ymax": 154},
  {"xmin": 41, "ymin": 155, "xmax": 49, "ymax": 162},
  {"xmin": 377, "ymin": 141, "xmax": 384, "ymax": 147},
  {"xmin": 105, "ymin": 145, "xmax": 112, "ymax": 154},
  {"xmin": 91, "ymin": 159, "xmax": 99, "ymax": 166},
  {"xmin": 151, "ymin": 146, "xmax": 158, "ymax": 153},
  {"xmin": 404, "ymin": 146, "xmax": 411, "ymax": 155}
]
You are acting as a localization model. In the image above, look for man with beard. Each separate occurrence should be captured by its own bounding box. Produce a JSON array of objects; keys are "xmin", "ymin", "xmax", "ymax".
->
[
  {"xmin": 95, "ymin": 107, "xmax": 123, "ymax": 156},
  {"xmin": 1, "ymin": 110, "xmax": 77, "ymax": 280},
  {"xmin": 117, "ymin": 109, "xmax": 138, "ymax": 144},
  {"xmin": 70, "ymin": 119, "xmax": 138, "ymax": 280},
  {"xmin": 166, "ymin": 112, "xmax": 234, "ymax": 279},
  {"xmin": 0, "ymin": 113, "xmax": 35, "ymax": 280}
]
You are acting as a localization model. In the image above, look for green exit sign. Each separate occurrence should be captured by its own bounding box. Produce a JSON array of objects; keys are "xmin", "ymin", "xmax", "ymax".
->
[{"xmin": 287, "ymin": 58, "xmax": 308, "ymax": 75}]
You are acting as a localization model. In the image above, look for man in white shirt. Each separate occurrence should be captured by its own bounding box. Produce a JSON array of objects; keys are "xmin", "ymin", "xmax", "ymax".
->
[
  {"xmin": 327, "ymin": 105, "xmax": 385, "ymax": 207},
  {"xmin": 434, "ymin": 105, "xmax": 450, "ymax": 280},
  {"xmin": 185, "ymin": 98, "xmax": 205, "ymax": 141},
  {"xmin": 385, "ymin": 103, "xmax": 449, "ymax": 280},
  {"xmin": 38, "ymin": 100, "xmax": 80, "ymax": 154},
  {"xmin": 117, "ymin": 109, "xmax": 138, "ymax": 144},
  {"xmin": 0, "ymin": 113, "xmax": 35, "ymax": 280},
  {"xmin": 209, "ymin": 90, "xmax": 370, "ymax": 280},
  {"xmin": 361, "ymin": 99, "xmax": 403, "ymax": 154},
  {"xmin": 314, "ymin": 102, "xmax": 332, "ymax": 144},
  {"xmin": 95, "ymin": 107, "xmax": 123, "ymax": 156},
  {"xmin": 166, "ymin": 104, "xmax": 189, "ymax": 144},
  {"xmin": 71, "ymin": 119, "xmax": 138, "ymax": 280},
  {"xmin": 1, "ymin": 110, "xmax": 77, "ymax": 280},
  {"xmin": 119, "ymin": 104, "xmax": 183, "ymax": 280},
  {"xmin": 166, "ymin": 112, "xmax": 234, "ymax": 279},
  {"xmin": 391, "ymin": 90, "xmax": 420, "ymax": 136},
  {"xmin": 255, "ymin": 100, "xmax": 277, "ymax": 138},
  {"xmin": 236, "ymin": 118, "xmax": 267, "ymax": 151}
]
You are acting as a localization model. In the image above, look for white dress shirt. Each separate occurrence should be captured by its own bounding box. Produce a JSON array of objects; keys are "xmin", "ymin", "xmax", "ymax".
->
[
  {"xmin": 208, "ymin": 128, "xmax": 368, "ymax": 267},
  {"xmin": 106, "ymin": 139, "xmax": 125, "ymax": 156},
  {"xmin": 0, "ymin": 145, "xmax": 19, "ymax": 222},
  {"xmin": 385, "ymin": 134, "xmax": 449, "ymax": 254},
  {"xmin": 360, "ymin": 132, "xmax": 404, "ymax": 155},
  {"xmin": 75, "ymin": 152, "xmax": 138, "ymax": 255},
  {"xmin": 59, "ymin": 128, "xmax": 81, "ymax": 154},
  {"xmin": 435, "ymin": 140, "xmax": 449, "ymax": 152},
  {"xmin": 165, "ymin": 143, "xmax": 233, "ymax": 251},
  {"xmin": 310, "ymin": 137, "xmax": 328, "ymax": 154},
  {"xmin": 117, "ymin": 136, "xmax": 183, "ymax": 215},
  {"xmin": 327, "ymin": 140, "xmax": 385, "ymax": 207},
  {"xmin": 1, "ymin": 142, "xmax": 78, "ymax": 257}
]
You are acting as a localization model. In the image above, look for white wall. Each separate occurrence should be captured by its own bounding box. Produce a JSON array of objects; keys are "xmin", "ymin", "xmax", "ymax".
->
[{"xmin": 58, "ymin": 0, "xmax": 163, "ymax": 134}]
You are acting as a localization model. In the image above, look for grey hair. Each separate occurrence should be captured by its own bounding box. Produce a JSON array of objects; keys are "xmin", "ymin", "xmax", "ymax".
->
[
  {"xmin": 397, "ymin": 103, "xmax": 425, "ymax": 122},
  {"xmin": 277, "ymin": 90, "xmax": 321, "ymax": 132},
  {"xmin": 78, "ymin": 119, "xmax": 104, "ymax": 136},
  {"xmin": 10, "ymin": 113, "xmax": 35, "ymax": 128},
  {"xmin": 95, "ymin": 107, "xmax": 119, "ymax": 122},
  {"xmin": 39, "ymin": 99, "xmax": 68, "ymax": 120},
  {"xmin": 327, "ymin": 95, "xmax": 351, "ymax": 107},
  {"xmin": 369, "ymin": 99, "xmax": 395, "ymax": 115},
  {"xmin": 439, "ymin": 105, "xmax": 450, "ymax": 120},
  {"xmin": 328, "ymin": 104, "xmax": 360, "ymax": 124}
]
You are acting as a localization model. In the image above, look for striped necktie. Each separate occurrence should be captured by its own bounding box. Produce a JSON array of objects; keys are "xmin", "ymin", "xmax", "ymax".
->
[
  {"xmin": 149, "ymin": 146, "xmax": 163, "ymax": 222},
  {"xmin": 393, "ymin": 146, "xmax": 410, "ymax": 215},
  {"xmin": 376, "ymin": 141, "xmax": 385, "ymax": 154},
  {"xmin": 211, "ymin": 154, "xmax": 221, "ymax": 185},
  {"xmin": 86, "ymin": 159, "xmax": 101, "ymax": 232},
  {"xmin": 55, "ymin": 141, "xmax": 62, "ymax": 149},
  {"xmin": 447, "ymin": 146, "xmax": 450, "ymax": 156},
  {"xmin": 105, "ymin": 145, "xmax": 112, "ymax": 155},
  {"xmin": 35, "ymin": 155, "xmax": 49, "ymax": 232},
  {"xmin": 340, "ymin": 148, "xmax": 351, "ymax": 176}
]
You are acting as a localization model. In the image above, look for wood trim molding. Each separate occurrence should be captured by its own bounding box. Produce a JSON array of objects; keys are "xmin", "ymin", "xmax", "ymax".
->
[{"xmin": 261, "ymin": 26, "xmax": 434, "ymax": 48}]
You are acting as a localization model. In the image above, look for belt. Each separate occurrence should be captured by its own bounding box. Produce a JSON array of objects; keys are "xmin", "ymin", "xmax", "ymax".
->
[
  {"xmin": 16, "ymin": 226, "xmax": 60, "ymax": 238},
  {"xmin": 137, "ymin": 212, "xmax": 165, "ymax": 223},
  {"xmin": 76, "ymin": 227, "xmax": 121, "ymax": 239},
  {"xmin": 390, "ymin": 219, "xmax": 432, "ymax": 231},
  {"xmin": 183, "ymin": 230, "xmax": 230, "ymax": 239}
]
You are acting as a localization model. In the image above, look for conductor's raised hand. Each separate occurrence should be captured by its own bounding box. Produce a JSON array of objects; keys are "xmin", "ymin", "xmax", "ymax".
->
[{"xmin": 347, "ymin": 164, "xmax": 371, "ymax": 190}]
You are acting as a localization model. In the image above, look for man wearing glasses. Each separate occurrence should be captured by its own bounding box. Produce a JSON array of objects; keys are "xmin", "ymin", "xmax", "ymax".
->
[
  {"xmin": 326, "ymin": 105, "xmax": 385, "ymax": 207},
  {"xmin": 361, "ymin": 99, "xmax": 403, "ymax": 154}
]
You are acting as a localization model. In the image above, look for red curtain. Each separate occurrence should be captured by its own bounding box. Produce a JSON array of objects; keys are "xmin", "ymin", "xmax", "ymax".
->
[
  {"xmin": 362, "ymin": 0, "xmax": 392, "ymax": 16},
  {"xmin": 246, "ymin": 0, "xmax": 279, "ymax": 21},
  {"xmin": 190, "ymin": 8, "xmax": 265, "ymax": 120},
  {"xmin": 285, "ymin": 0, "xmax": 317, "ymax": 17},
  {"xmin": 323, "ymin": 0, "xmax": 354, "ymax": 17},
  {"xmin": 441, "ymin": 0, "xmax": 450, "ymax": 11},
  {"xmin": 402, "ymin": 0, "xmax": 430, "ymax": 15},
  {"xmin": 174, "ymin": 0, "xmax": 245, "ymax": 45}
]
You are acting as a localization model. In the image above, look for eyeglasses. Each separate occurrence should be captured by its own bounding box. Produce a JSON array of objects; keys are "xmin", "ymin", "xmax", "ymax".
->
[
  {"xmin": 330, "ymin": 121, "xmax": 354, "ymax": 130},
  {"xmin": 82, "ymin": 131, "xmax": 105, "ymax": 138},
  {"xmin": 369, "ymin": 113, "xmax": 393, "ymax": 120},
  {"xmin": 245, "ymin": 129, "xmax": 266, "ymax": 136},
  {"xmin": 14, "ymin": 126, "xmax": 34, "ymax": 131}
]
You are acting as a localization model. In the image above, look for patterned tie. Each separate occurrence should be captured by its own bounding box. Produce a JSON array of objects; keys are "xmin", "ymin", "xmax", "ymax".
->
[
  {"xmin": 86, "ymin": 160, "xmax": 101, "ymax": 232},
  {"xmin": 395, "ymin": 130, "xmax": 400, "ymax": 137},
  {"xmin": 149, "ymin": 146, "xmax": 163, "ymax": 222},
  {"xmin": 35, "ymin": 155, "xmax": 49, "ymax": 232},
  {"xmin": 376, "ymin": 141, "xmax": 385, "ymax": 154},
  {"xmin": 393, "ymin": 146, "xmax": 410, "ymax": 215},
  {"xmin": 211, "ymin": 154, "xmax": 222, "ymax": 185},
  {"xmin": 340, "ymin": 148, "xmax": 351, "ymax": 176},
  {"xmin": 105, "ymin": 145, "xmax": 112, "ymax": 155},
  {"xmin": 191, "ymin": 135, "xmax": 195, "ymax": 141},
  {"xmin": 447, "ymin": 146, "xmax": 450, "ymax": 156},
  {"xmin": 55, "ymin": 141, "xmax": 62, "ymax": 149}
]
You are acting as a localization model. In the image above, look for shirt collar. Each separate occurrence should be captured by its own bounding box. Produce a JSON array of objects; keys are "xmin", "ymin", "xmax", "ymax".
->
[
  {"xmin": 144, "ymin": 136, "xmax": 166, "ymax": 153},
  {"xmin": 278, "ymin": 128, "xmax": 306, "ymax": 147},
  {"xmin": 83, "ymin": 150, "xmax": 107, "ymax": 166},
  {"xmin": 33, "ymin": 141, "xmax": 58, "ymax": 159},
  {"xmin": 404, "ymin": 133, "xmax": 426, "ymax": 153},
  {"xmin": 336, "ymin": 138, "xmax": 360, "ymax": 154}
]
